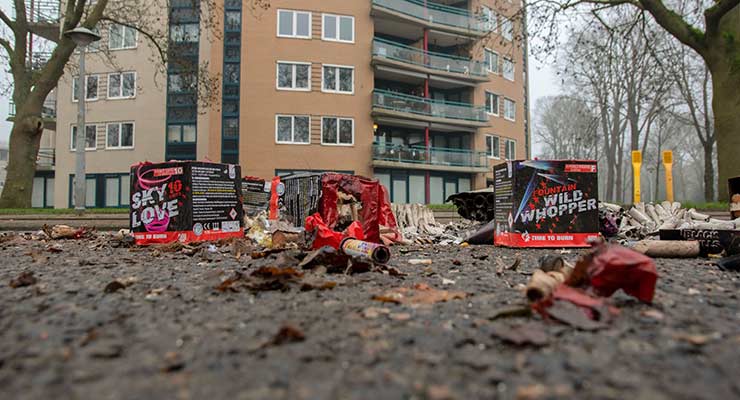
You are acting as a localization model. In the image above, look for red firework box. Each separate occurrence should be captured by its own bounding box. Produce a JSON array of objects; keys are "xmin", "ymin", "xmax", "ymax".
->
[
  {"xmin": 130, "ymin": 161, "xmax": 244, "ymax": 245},
  {"xmin": 494, "ymin": 160, "xmax": 600, "ymax": 248}
]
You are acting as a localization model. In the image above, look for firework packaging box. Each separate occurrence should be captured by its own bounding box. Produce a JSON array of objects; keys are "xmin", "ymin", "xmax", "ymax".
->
[
  {"xmin": 130, "ymin": 161, "xmax": 244, "ymax": 245},
  {"xmin": 494, "ymin": 160, "xmax": 600, "ymax": 248}
]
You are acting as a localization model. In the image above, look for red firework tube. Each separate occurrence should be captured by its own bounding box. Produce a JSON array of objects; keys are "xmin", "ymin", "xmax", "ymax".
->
[{"xmin": 340, "ymin": 238, "xmax": 391, "ymax": 264}]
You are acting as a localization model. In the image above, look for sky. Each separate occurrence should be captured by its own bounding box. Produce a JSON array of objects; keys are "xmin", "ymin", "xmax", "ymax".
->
[{"xmin": 0, "ymin": 0, "xmax": 561, "ymax": 148}]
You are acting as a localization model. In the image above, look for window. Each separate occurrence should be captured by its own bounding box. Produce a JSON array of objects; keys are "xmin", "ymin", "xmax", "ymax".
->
[
  {"xmin": 276, "ymin": 115, "xmax": 310, "ymax": 144},
  {"xmin": 71, "ymin": 125, "xmax": 98, "ymax": 150},
  {"xmin": 322, "ymin": 65, "xmax": 354, "ymax": 94},
  {"xmin": 170, "ymin": 24, "xmax": 199, "ymax": 42},
  {"xmin": 502, "ymin": 19, "xmax": 513, "ymax": 41},
  {"xmin": 167, "ymin": 124, "xmax": 197, "ymax": 143},
  {"xmin": 109, "ymin": 23, "xmax": 138, "ymax": 49},
  {"xmin": 276, "ymin": 62, "xmax": 310, "ymax": 91},
  {"xmin": 486, "ymin": 135, "xmax": 500, "ymax": 159},
  {"xmin": 108, "ymin": 72, "xmax": 136, "ymax": 99},
  {"xmin": 106, "ymin": 122, "xmax": 135, "ymax": 149},
  {"xmin": 321, "ymin": 117, "xmax": 353, "ymax": 145},
  {"xmin": 503, "ymin": 58, "xmax": 515, "ymax": 81},
  {"xmin": 322, "ymin": 14, "xmax": 354, "ymax": 43},
  {"xmin": 225, "ymin": 11, "xmax": 241, "ymax": 31},
  {"xmin": 486, "ymin": 92, "xmax": 499, "ymax": 115},
  {"xmin": 169, "ymin": 73, "xmax": 197, "ymax": 93},
  {"xmin": 277, "ymin": 9, "xmax": 311, "ymax": 39},
  {"xmin": 481, "ymin": 6, "xmax": 497, "ymax": 32},
  {"xmin": 72, "ymin": 75, "xmax": 99, "ymax": 101},
  {"xmin": 504, "ymin": 98, "xmax": 516, "ymax": 121},
  {"xmin": 505, "ymin": 139, "xmax": 516, "ymax": 160},
  {"xmin": 485, "ymin": 49, "xmax": 499, "ymax": 74}
]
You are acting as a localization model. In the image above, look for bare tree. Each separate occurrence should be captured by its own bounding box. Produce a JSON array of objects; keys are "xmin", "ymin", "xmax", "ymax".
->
[
  {"xmin": 526, "ymin": 0, "xmax": 740, "ymax": 202},
  {"xmin": 0, "ymin": 0, "xmax": 235, "ymax": 207},
  {"xmin": 534, "ymin": 95, "xmax": 599, "ymax": 159}
]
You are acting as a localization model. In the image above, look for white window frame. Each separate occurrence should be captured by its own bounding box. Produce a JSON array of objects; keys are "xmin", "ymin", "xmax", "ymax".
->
[
  {"xmin": 503, "ymin": 58, "xmax": 515, "ymax": 81},
  {"xmin": 504, "ymin": 98, "xmax": 516, "ymax": 121},
  {"xmin": 502, "ymin": 19, "xmax": 513, "ymax": 41},
  {"xmin": 321, "ymin": 117, "xmax": 354, "ymax": 146},
  {"xmin": 481, "ymin": 6, "xmax": 497, "ymax": 32},
  {"xmin": 109, "ymin": 23, "xmax": 138, "ymax": 50},
  {"xmin": 485, "ymin": 48, "xmax": 499, "ymax": 74},
  {"xmin": 275, "ymin": 114, "xmax": 311, "ymax": 145},
  {"xmin": 486, "ymin": 134, "xmax": 501, "ymax": 159},
  {"xmin": 275, "ymin": 61, "xmax": 311, "ymax": 91},
  {"xmin": 505, "ymin": 139, "xmax": 516, "ymax": 160},
  {"xmin": 321, "ymin": 13, "xmax": 355, "ymax": 43},
  {"xmin": 105, "ymin": 122, "xmax": 135, "ymax": 150},
  {"xmin": 107, "ymin": 71, "xmax": 137, "ymax": 99},
  {"xmin": 72, "ymin": 74, "xmax": 100, "ymax": 102},
  {"xmin": 486, "ymin": 91, "xmax": 499, "ymax": 116},
  {"xmin": 321, "ymin": 64, "xmax": 354, "ymax": 95},
  {"xmin": 276, "ymin": 9, "xmax": 312, "ymax": 39},
  {"xmin": 70, "ymin": 124, "xmax": 98, "ymax": 151}
]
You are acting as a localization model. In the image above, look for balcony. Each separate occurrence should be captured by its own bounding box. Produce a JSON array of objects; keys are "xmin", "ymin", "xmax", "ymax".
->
[
  {"xmin": 373, "ymin": 143, "xmax": 489, "ymax": 173},
  {"xmin": 372, "ymin": 0, "xmax": 486, "ymax": 39},
  {"xmin": 14, "ymin": 1, "xmax": 61, "ymax": 41},
  {"xmin": 373, "ymin": 38, "xmax": 488, "ymax": 84},
  {"xmin": 372, "ymin": 89, "xmax": 488, "ymax": 128},
  {"xmin": 36, "ymin": 148, "xmax": 55, "ymax": 170}
]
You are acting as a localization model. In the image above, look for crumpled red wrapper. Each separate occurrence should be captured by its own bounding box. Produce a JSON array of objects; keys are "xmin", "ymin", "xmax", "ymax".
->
[
  {"xmin": 305, "ymin": 213, "xmax": 364, "ymax": 250},
  {"xmin": 585, "ymin": 244, "xmax": 658, "ymax": 303}
]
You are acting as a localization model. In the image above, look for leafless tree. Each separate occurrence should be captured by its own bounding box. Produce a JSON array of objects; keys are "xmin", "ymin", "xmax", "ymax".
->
[
  {"xmin": 0, "ymin": 0, "xmax": 257, "ymax": 207},
  {"xmin": 525, "ymin": 0, "xmax": 740, "ymax": 202},
  {"xmin": 534, "ymin": 95, "xmax": 599, "ymax": 160}
]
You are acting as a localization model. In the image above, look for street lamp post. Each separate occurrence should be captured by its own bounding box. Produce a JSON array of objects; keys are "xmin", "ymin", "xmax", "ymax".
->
[{"xmin": 64, "ymin": 27, "xmax": 101, "ymax": 215}]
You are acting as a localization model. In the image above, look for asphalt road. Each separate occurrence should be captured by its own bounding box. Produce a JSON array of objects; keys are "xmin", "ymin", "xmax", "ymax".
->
[{"xmin": 0, "ymin": 233, "xmax": 738, "ymax": 400}]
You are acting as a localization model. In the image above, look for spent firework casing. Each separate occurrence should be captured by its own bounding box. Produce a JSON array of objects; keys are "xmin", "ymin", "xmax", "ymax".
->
[{"xmin": 340, "ymin": 238, "xmax": 391, "ymax": 264}]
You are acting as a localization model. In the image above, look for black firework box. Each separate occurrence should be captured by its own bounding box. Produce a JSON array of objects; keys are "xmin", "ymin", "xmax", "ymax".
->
[
  {"xmin": 130, "ymin": 161, "xmax": 244, "ymax": 245},
  {"xmin": 494, "ymin": 160, "xmax": 600, "ymax": 248}
]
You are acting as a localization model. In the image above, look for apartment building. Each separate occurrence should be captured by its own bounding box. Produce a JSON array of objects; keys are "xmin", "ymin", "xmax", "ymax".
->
[{"xmin": 41, "ymin": 0, "xmax": 529, "ymax": 208}]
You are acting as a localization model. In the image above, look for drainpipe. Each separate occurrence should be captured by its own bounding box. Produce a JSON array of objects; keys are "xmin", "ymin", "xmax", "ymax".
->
[
  {"xmin": 522, "ymin": 0, "xmax": 532, "ymax": 159},
  {"xmin": 423, "ymin": 28, "xmax": 431, "ymax": 204}
]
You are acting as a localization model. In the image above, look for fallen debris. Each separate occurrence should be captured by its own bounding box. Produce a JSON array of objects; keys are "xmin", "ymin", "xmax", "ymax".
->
[
  {"xmin": 446, "ymin": 189, "xmax": 494, "ymax": 222},
  {"xmin": 632, "ymin": 240, "xmax": 701, "ymax": 258},
  {"xmin": 264, "ymin": 325, "xmax": 305, "ymax": 347},
  {"xmin": 372, "ymin": 283, "xmax": 466, "ymax": 305},
  {"xmin": 340, "ymin": 238, "xmax": 391, "ymax": 264},
  {"xmin": 43, "ymin": 225, "xmax": 90, "ymax": 240},
  {"xmin": 9, "ymin": 271, "xmax": 37, "ymax": 288},
  {"xmin": 489, "ymin": 322, "xmax": 549, "ymax": 346}
]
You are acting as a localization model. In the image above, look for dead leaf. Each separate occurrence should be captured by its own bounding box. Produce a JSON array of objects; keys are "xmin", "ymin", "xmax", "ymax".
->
[
  {"xmin": 9, "ymin": 271, "xmax": 37, "ymax": 288},
  {"xmin": 252, "ymin": 266, "xmax": 303, "ymax": 279},
  {"xmin": 27, "ymin": 250, "xmax": 49, "ymax": 264},
  {"xmin": 489, "ymin": 322, "xmax": 549, "ymax": 346},
  {"xmin": 300, "ymin": 280, "xmax": 337, "ymax": 291},
  {"xmin": 546, "ymin": 300, "xmax": 606, "ymax": 331},
  {"xmin": 673, "ymin": 332, "xmax": 722, "ymax": 345},
  {"xmin": 216, "ymin": 272, "xmax": 244, "ymax": 293},
  {"xmin": 161, "ymin": 351, "xmax": 185, "ymax": 373},
  {"xmin": 104, "ymin": 280, "xmax": 126, "ymax": 294},
  {"xmin": 264, "ymin": 325, "xmax": 305, "ymax": 347},
  {"xmin": 372, "ymin": 283, "xmax": 467, "ymax": 305},
  {"xmin": 488, "ymin": 305, "xmax": 532, "ymax": 320}
]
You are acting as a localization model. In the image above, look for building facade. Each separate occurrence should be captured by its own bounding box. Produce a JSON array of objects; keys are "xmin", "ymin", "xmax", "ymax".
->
[{"xmin": 44, "ymin": 0, "xmax": 529, "ymax": 208}]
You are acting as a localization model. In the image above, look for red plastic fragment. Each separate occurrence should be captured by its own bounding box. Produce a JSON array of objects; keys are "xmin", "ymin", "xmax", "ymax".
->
[{"xmin": 586, "ymin": 244, "xmax": 658, "ymax": 303}]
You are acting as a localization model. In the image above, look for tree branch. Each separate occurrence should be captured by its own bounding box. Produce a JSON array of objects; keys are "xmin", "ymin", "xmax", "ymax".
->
[
  {"xmin": 0, "ymin": 37, "xmax": 13, "ymax": 58},
  {"xmin": 637, "ymin": 0, "xmax": 707, "ymax": 57},
  {"xmin": 99, "ymin": 16, "xmax": 167, "ymax": 65},
  {"xmin": 0, "ymin": 9, "xmax": 14, "ymax": 30},
  {"xmin": 705, "ymin": 0, "xmax": 740, "ymax": 37}
]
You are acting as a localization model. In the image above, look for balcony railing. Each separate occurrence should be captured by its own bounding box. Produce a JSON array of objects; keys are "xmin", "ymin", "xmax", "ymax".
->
[
  {"xmin": 373, "ymin": 143, "xmax": 488, "ymax": 169},
  {"xmin": 372, "ymin": 0, "xmax": 485, "ymax": 34},
  {"xmin": 373, "ymin": 89, "xmax": 488, "ymax": 123},
  {"xmin": 373, "ymin": 38, "xmax": 487, "ymax": 78},
  {"xmin": 37, "ymin": 148, "xmax": 55, "ymax": 168}
]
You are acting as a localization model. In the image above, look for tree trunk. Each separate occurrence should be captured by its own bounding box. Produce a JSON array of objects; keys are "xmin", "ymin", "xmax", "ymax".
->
[
  {"xmin": 0, "ymin": 114, "xmax": 44, "ymax": 208},
  {"xmin": 702, "ymin": 141, "xmax": 715, "ymax": 202},
  {"xmin": 711, "ymin": 66, "xmax": 740, "ymax": 202}
]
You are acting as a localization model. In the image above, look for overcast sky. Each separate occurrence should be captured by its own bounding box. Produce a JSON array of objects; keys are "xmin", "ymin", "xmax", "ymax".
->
[{"xmin": 0, "ymin": 0, "xmax": 560, "ymax": 148}]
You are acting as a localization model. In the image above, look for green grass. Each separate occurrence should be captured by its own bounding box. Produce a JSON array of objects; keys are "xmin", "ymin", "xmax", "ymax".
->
[
  {"xmin": 680, "ymin": 202, "xmax": 729, "ymax": 211},
  {"xmin": 0, "ymin": 208, "xmax": 128, "ymax": 215},
  {"xmin": 427, "ymin": 204, "xmax": 456, "ymax": 211}
]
